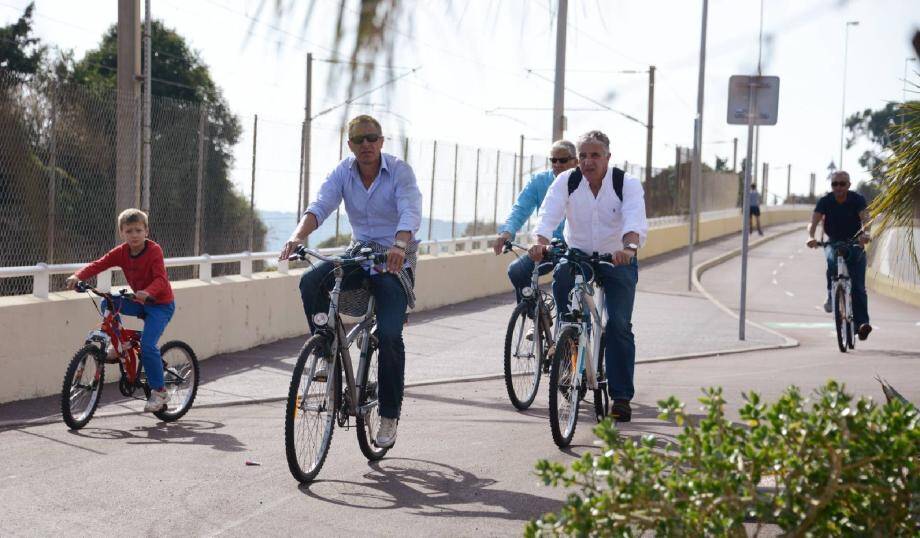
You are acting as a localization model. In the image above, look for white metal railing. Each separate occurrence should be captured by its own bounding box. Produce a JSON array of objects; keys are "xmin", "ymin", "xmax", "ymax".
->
[{"xmin": 0, "ymin": 207, "xmax": 809, "ymax": 299}]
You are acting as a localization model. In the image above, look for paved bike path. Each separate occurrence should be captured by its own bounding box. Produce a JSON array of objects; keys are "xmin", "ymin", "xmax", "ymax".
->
[{"xmin": 0, "ymin": 223, "xmax": 798, "ymax": 427}]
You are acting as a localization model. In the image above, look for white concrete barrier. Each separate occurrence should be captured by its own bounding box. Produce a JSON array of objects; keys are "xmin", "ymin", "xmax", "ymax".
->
[{"xmin": 0, "ymin": 206, "xmax": 811, "ymax": 404}]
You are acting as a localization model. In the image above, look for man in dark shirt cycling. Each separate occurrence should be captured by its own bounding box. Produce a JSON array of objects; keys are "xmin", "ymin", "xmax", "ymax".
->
[{"xmin": 806, "ymin": 171, "xmax": 872, "ymax": 340}]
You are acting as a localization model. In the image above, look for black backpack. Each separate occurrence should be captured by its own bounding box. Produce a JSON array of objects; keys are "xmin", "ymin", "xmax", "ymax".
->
[{"xmin": 567, "ymin": 167, "xmax": 625, "ymax": 201}]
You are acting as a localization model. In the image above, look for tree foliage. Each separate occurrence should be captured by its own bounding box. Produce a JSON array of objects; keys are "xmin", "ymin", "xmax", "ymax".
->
[
  {"xmin": 0, "ymin": 2, "xmax": 44, "ymax": 79},
  {"xmin": 527, "ymin": 381, "xmax": 919, "ymax": 537}
]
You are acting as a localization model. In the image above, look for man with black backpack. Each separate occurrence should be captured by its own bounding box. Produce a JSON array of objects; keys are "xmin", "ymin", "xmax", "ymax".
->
[{"xmin": 528, "ymin": 130, "xmax": 648, "ymax": 422}]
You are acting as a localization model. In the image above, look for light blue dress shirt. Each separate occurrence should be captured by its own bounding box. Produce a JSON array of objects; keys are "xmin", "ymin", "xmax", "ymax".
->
[
  {"xmin": 306, "ymin": 153, "xmax": 423, "ymax": 247},
  {"xmin": 498, "ymin": 170, "xmax": 565, "ymax": 240}
]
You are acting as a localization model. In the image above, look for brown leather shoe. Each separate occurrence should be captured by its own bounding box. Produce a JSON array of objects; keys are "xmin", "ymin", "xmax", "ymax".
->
[{"xmin": 611, "ymin": 399, "xmax": 632, "ymax": 422}]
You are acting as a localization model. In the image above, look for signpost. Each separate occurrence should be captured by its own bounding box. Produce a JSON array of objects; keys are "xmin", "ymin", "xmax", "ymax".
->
[{"xmin": 727, "ymin": 75, "xmax": 780, "ymax": 340}]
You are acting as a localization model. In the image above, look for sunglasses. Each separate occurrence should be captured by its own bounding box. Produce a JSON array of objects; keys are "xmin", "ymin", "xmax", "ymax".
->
[
  {"xmin": 831, "ymin": 181, "xmax": 849, "ymax": 187},
  {"xmin": 549, "ymin": 157, "xmax": 573, "ymax": 164},
  {"xmin": 349, "ymin": 134, "xmax": 381, "ymax": 145}
]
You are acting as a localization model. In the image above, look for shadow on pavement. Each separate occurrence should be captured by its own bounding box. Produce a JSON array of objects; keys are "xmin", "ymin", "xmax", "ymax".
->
[
  {"xmin": 299, "ymin": 457, "xmax": 560, "ymax": 521},
  {"xmin": 67, "ymin": 419, "xmax": 247, "ymax": 452}
]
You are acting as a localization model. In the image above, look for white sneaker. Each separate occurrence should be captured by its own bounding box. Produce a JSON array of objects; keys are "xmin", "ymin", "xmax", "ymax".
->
[
  {"xmin": 312, "ymin": 361, "xmax": 328, "ymax": 381},
  {"xmin": 375, "ymin": 417, "xmax": 398, "ymax": 448},
  {"xmin": 823, "ymin": 296, "xmax": 832, "ymax": 313},
  {"xmin": 144, "ymin": 388, "xmax": 170, "ymax": 412},
  {"xmin": 524, "ymin": 326, "xmax": 535, "ymax": 341}
]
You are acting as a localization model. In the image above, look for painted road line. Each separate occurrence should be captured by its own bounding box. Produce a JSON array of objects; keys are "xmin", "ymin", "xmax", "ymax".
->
[
  {"xmin": 772, "ymin": 278, "xmax": 778, "ymax": 285},
  {"xmin": 785, "ymin": 291, "xmax": 795, "ymax": 297},
  {"xmin": 765, "ymin": 322, "xmax": 835, "ymax": 329},
  {"xmin": 779, "ymin": 262, "xmax": 785, "ymax": 268}
]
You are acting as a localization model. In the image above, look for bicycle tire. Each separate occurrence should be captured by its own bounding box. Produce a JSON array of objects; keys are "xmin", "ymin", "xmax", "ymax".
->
[
  {"xmin": 594, "ymin": 335, "xmax": 608, "ymax": 422},
  {"xmin": 549, "ymin": 326, "xmax": 581, "ymax": 448},
  {"xmin": 833, "ymin": 286, "xmax": 847, "ymax": 353},
  {"xmin": 61, "ymin": 345, "xmax": 106, "ymax": 430},
  {"xmin": 503, "ymin": 300, "xmax": 542, "ymax": 410},
  {"xmin": 355, "ymin": 332, "xmax": 389, "ymax": 461},
  {"xmin": 285, "ymin": 335, "xmax": 337, "ymax": 483},
  {"xmin": 153, "ymin": 341, "xmax": 200, "ymax": 422}
]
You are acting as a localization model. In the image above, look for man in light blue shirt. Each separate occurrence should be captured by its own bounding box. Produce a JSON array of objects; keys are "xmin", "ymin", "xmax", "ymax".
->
[
  {"xmin": 280, "ymin": 115, "xmax": 422, "ymax": 449},
  {"xmin": 492, "ymin": 140, "xmax": 577, "ymax": 302}
]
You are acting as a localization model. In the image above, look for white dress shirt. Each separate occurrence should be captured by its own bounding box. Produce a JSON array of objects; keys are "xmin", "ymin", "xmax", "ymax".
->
[{"xmin": 533, "ymin": 167, "xmax": 649, "ymax": 255}]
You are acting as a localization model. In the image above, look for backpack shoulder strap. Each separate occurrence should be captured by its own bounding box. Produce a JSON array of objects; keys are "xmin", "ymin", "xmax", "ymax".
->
[
  {"xmin": 567, "ymin": 167, "xmax": 583, "ymax": 196},
  {"xmin": 611, "ymin": 167, "xmax": 625, "ymax": 201}
]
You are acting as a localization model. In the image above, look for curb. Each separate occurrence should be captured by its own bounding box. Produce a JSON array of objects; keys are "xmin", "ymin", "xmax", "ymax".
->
[{"xmin": 0, "ymin": 227, "xmax": 803, "ymax": 430}]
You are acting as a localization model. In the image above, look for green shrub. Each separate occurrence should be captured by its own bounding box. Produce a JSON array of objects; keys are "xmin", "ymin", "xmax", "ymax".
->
[{"xmin": 526, "ymin": 381, "xmax": 919, "ymax": 537}]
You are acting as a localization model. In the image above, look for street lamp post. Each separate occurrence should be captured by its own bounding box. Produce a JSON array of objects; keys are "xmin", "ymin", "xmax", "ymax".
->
[{"xmin": 839, "ymin": 20, "xmax": 859, "ymax": 170}]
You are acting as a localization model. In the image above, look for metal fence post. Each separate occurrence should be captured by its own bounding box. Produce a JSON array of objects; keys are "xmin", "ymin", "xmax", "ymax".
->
[
  {"xmin": 249, "ymin": 114, "xmax": 258, "ymax": 252},
  {"xmin": 46, "ymin": 91, "xmax": 57, "ymax": 264},
  {"xmin": 451, "ymin": 143, "xmax": 458, "ymax": 239},
  {"xmin": 297, "ymin": 120, "xmax": 304, "ymax": 222},
  {"xmin": 335, "ymin": 126, "xmax": 344, "ymax": 244},
  {"xmin": 493, "ymin": 150, "xmax": 500, "ymax": 234},
  {"xmin": 195, "ymin": 106, "xmax": 206, "ymax": 256},
  {"xmin": 472, "ymin": 148, "xmax": 481, "ymax": 236},
  {"xmin": 427, "ymin": 140, "xmax": 438, "ymax": 241},
  {"xmin": 511, "ymin": 152, "xmax": 519, "ymax": 203}
]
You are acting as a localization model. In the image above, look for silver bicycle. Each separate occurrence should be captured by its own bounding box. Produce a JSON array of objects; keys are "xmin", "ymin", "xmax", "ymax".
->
[
  {"xmin": 817, "ymin": 238, "xmax": 861, "ymax": 353},
  {"xmin": 548, "ymin": 249, "xmax": 614, "ymax": 448},
  {"xmin": 284, "ymin": 246, "xmax": 390, "ymax": 483}
]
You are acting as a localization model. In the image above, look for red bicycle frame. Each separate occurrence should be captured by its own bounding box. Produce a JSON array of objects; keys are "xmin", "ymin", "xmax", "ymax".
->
[{"xmin": 94, "ymin": 293, "xmax": 143, "ymax": 384}]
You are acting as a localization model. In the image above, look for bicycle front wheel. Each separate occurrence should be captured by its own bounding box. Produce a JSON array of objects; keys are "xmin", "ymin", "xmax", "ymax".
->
[
  {"xmin": 549, "ymin": 327, "xmax": 581, "ymax": 448},
  {"xmin": 503, "ymin": 300, "xmax": 542, "ymax": 410},
  {"xmin": 153, "ymin": 341, "xmax": 199, "ymax": 422},
  {"xmin": 355, "ymin": 332, "xmax": 389, "ymax": 461},
  {"xmin": 61, "ymin": 345, "xmax": 106, "ymax": 430},
  {"xmin": 833, "ymin": 286, "xmax": 848, "ymax": 353},
  {"xmin": 285, "ymin": 335, "xmax": 337, "ymax": 483}
]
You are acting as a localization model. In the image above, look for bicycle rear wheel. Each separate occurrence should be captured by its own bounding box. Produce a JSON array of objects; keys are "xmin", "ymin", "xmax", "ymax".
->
[
  {"xmin": 285, "ymin": 335, "xmax": 337, "ymax": 483},
  {"xmin": 549, "ymin": 327, "xmax": 581, "ymax": 448},
  {"xmin": 833, "ymin": 286, "xmax": 847, "ymax": 353},
  {"xmin": 355, "ymin": 332, "xmax": 389, "ymax": 461},
  {"xmin": 153, "ymin": 341, "xmax": 199, "ymax": 422},
  {"xmin": 503, "ymin": 300, "xmax": 542, "ymax": 410},
  {"xmin": 61, "ymin": 345, "xmax": 106, "ymax": 430}
]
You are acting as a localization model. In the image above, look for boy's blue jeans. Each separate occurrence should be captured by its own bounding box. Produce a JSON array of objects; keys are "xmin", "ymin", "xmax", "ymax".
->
[
  {"xmin": 299, "ymin": 262, "xmax": 410, "ymax": 420},
  {"xmin": 102, "ymin": 297, "xmax": 176, "ymax": 390},
  {"xmin": 824, "ymin": 244, "xmax": 869, "ymax": 326},
  {"xmin": 552, "ymin": 258, "xmax": 639, "ymax": 401}
]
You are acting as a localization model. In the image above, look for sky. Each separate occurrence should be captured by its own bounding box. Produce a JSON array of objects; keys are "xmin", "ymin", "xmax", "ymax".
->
[{"xmin": 3, "ymin": 0, "xmax": 918, "ymax": 214}]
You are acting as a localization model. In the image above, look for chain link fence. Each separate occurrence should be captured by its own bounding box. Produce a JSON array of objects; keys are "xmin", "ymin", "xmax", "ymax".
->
[{"xmin": 1, "ymin": 71, "xmax": 763, "ymax": 297}]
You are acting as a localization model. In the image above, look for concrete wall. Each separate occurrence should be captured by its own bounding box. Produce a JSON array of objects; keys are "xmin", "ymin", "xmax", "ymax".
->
[{"xmin": 0, "ymin": 206, "xmax": 811, "ymax": 404}]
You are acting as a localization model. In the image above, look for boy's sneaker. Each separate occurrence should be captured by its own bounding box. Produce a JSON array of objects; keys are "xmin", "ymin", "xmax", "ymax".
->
[
  {"xmin": 144, "ymin": 388, "xmax": 170, "ymax": 412},
  {"xmin": 823, "ymin": 295, "xmax": 832, "ymax": 313},
  {"xmin": 611, "ymin": 399, "xmax": 632, "ymax": 423},
  {"xmin": 312, "ymin": 361, "xmax": 328, "ymax": 382},
  {"xmin": 857, "ymin": 323, "xmax": 872, "ymax": 341},
  {"xmin": 375, "ymin": 417, "xmax": 398, "ymax": 448}
]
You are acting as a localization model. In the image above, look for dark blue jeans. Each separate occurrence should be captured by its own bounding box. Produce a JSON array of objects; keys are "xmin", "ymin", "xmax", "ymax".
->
[
  {"xmin": 552, "ymin": 258, "xmax": 639, "ymax": 401},
  {"xmin": 507, "ymin": 255, "xmax": 554, "ymax": 302},
  {"xmin": 299, "ymin": 262, "xmax": 409, "ymax": 419},
  {"xmin": 101, "ymin": 297, "xmax": 175, "ymax": 390},
  {"xmin": 824, "ymin": 244, "xmax": 869, "ymax": 326}
]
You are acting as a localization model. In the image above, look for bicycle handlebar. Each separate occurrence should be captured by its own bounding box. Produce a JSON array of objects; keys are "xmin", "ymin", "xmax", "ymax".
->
[
  {"xmin": 74, "ymin": 281, "xmax": 140, "ymax": 302},
  {"xmin": 288, "ymin": 245, "xmax": 388, "ymax": 266}
]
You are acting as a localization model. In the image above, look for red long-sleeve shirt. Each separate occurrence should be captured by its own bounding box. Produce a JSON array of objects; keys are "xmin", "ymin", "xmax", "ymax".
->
[{"xmin": 76, "ymin": 240, "xmax": 174, "ymax": 304}]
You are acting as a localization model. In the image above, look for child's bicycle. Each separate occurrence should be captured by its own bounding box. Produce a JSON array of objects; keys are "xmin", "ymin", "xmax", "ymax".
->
[{"xmin": 61, "ymin": 281, "xmax": 199, "ymax": 430}]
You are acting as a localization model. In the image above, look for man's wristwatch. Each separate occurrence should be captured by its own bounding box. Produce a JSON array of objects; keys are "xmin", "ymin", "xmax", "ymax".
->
[
  {"xmin": 625, "ymin": 242, "xmax": 639, "ymax": 253},
  {"xmin": 394, "ymin": 239, "xmax": 408, "ymax": 250}
]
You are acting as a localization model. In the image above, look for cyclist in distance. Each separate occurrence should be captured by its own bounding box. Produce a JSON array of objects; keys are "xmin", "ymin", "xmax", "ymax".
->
[
  {"xmin": 65, "ymin": 208, "xmax": 176, "ymax": 413},
  {"xmin": 280, "ymin": 115, "xmax": 423, "ymax": 448},
  {"xmin": 807, "ymin": 170, "xmax": 873, "ymax": 340},
  {"xmin": 528, "ymin": 130, "xmax": 648, "ymax": 422},
  {"xmin": 492, "ymin": 140, "xmax": 577, "ymax": 302}
]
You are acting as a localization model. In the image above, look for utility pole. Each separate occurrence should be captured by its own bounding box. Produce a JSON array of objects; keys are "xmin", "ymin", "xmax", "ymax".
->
[
  {"xmin": 302, "ymin": 52, "xmax": 312, "ymax": 246},
  {"xmin": 732, "ymin": 137, "xmax": 738, "ymax": 172},
  {"xmin": 645, "ymin": 65, "xmax": 655, "ymax": 182},
  {"xmin": 786, "ymin": 163, "xmax": 791, "ymax": 202},
  {"xmin": 141, "ymin": 0, "xmax": 151, "ymax": 212},
  {"xmin": 809, "ymin": 172, "xmax": 816, "ymax": 198},
  {"xmin": 116, "ymin": 0, "xmax": 141, "ymax": 219},
  {"xmin": 688, "ymin": 0, "xmax": 708, "ymax": 292},
  {"xmin": 552, "ymin": 0, "xmax": 568, "ymax": 141}
]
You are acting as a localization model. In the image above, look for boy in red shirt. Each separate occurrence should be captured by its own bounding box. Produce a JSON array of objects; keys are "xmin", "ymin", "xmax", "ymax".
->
[{"xmin": 66, "ymin": 209, "xmax": 176, "ymax": 413}]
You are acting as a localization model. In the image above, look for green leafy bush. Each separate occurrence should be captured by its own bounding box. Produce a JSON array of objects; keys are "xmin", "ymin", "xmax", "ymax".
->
[{"xmin": 526, "ymin": 381, "xmax": 919, "ymax": 537}]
